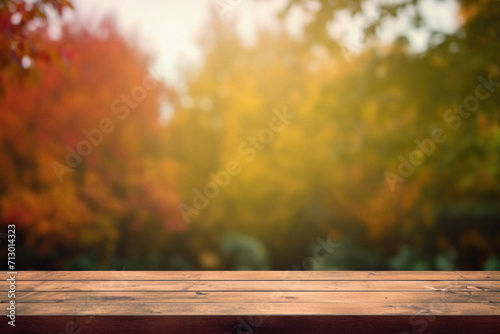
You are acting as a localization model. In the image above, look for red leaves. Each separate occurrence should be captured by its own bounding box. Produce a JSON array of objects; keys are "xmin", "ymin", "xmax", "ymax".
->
[
  {"xmin": 0, "ymin": 19, "xmax": 184, "ymax": 259},
  {"xmin": 0, "ymin": 0, "xmax": 74, "ymax": 96}
]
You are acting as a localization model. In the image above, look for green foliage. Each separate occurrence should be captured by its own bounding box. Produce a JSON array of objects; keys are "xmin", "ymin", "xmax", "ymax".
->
[
  {"xmin": 168, "ymin": 0, "xmax": 500, "ymax": 270},
  {"xmin": 221, "ymin": 234, "xmax": 271, "ymax": 270},
  {"xmin": 312, "ymin": 237, "xmax": 382, "ymax": 270},
  {"xmin": 483, "ymin": 256, "xmax": 500, "ymax": 270}
]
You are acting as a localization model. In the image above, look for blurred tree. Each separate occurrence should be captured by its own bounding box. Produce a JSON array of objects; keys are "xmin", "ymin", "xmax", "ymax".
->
[
  {"xmin": 2, "ymin": 0, "xmax": 498, "ymax": 270},
  {"xmin": 167, "ymin": 17, "xmax": 340, "ymax": 268},
  {"xmin": 169, "ymin": 0, "xmax": 500, "ymax": 269},
  {"xmin": 0, "ymin": 20, "xmax": 185, "ymax": 269},
  {"xmin": 278, "ymin": 0, "xmax": 500, "ymax": 269},
  {"xmin": 0, "ymin": 0, "xmax": 73, "ymax": 96},
  {"xmin": 220, "ymin": 234, "xmax": 271, "ymax": 270}
]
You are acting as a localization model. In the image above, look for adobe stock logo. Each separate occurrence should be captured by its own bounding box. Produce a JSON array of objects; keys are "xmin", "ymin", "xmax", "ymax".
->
[
  {"xmin": 51, "ymin": 73, "xmax": 159, "ymax": 182},
  {"xmin": 385, "ymin": 74, "xmax": 499, "ymax": 192}
]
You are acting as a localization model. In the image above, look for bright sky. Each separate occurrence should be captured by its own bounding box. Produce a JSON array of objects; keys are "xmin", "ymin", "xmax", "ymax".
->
[
  {"xmin": 64, "ymin": 0, "xmax": 458, "ymax": 89},
  {"xmin": 67, "ymin": 0, "xmax": 287, "ymax": 89}
]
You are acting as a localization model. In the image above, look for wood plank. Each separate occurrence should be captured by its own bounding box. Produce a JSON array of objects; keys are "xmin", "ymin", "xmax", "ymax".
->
[
  {"xmin": 2, "ymin": 316, "xmax": 500, "ymax": 334},
  {"xmin": 6, "ymin": 302, "xmax": 500, "ymax": 316},
  {"xmin": 2, "ymin": 280, "xmax": 499, "ymax": 292},
  {"xmin": 4, "ymin": 291, "xmax": 500, "ymax": 304},
  {"xmin": 3, "ymin": 270, "xmax": 499, "ymax": 328},
  {"xmin": 13, "ymin": 271, "xmax": 500, "ymax": 281}
]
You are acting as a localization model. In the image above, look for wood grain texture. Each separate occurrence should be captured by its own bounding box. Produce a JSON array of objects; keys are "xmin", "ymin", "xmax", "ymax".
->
[
  {"xmin": 2, "ymin": 280, "xmax": 500, "ymax": 292},
  {"xmin": 12, "ymin": 270, "xmax": 500, "ymax": 281},
  {"xmin": 1, "ymin": 271, "xmax": 499, "ymax": 333},
  {"xmin": 4, "ymin": 291, "xmax": 499, "ymax": 303},
  {"xmin": 10, "ymin": 301, "xmax": 500, "ymax": 316}
]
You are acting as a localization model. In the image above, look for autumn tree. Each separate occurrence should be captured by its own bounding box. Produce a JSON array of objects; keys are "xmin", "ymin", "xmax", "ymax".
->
[
  {"xmin": 0, "ymin": 20, "xmax": 185, "ymax": 269},
  {"xmin": 168, "ymin": 0, "xmax": 500, "ymax": 270},
  {"xmin": 0, "ymin": 0, "xmax": 73, "ymax": 97},
  {"xmin": 276, "ymin": 0, "xmax": 500, "ymax": 269}
]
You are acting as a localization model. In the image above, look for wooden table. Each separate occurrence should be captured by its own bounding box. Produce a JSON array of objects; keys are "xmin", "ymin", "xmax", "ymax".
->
[{"xmin": 1, "ymin": 271, "xmax": 500, "ymax": 333}]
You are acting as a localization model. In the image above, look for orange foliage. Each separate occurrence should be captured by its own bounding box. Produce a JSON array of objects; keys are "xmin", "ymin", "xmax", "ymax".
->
[{"xmin": 0, "ymin": 21, "xmax": 185, "ymax": 258}]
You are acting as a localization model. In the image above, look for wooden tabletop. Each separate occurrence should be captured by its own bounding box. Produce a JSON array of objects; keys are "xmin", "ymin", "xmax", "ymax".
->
[
  {"xmin": 2, "ymin": 271, "xmax": 500, "ymax": 316},
  {"xmin": 2, "ymin": 271, "xmax": 500, "ymax": 333}
]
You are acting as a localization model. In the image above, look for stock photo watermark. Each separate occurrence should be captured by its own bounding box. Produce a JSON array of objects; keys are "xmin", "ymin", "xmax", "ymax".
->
[
  {"xmin": 385, "ymin": 73, "xmax": 499, "ymax": 192},
  {"xmin": 399, "ymin": 286, "xmax": 458, "ymax": 334},
  {"xmin": 179, "ymin": 106, "xmax": 295, "ymax": 224},
  {"xmin": 5, "ymin": 224, "xmax": 16, "ymax": 327}
]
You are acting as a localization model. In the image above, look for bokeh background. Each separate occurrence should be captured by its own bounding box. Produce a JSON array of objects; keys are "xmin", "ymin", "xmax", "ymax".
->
[{"xmin": 0, "ymin": 0, "xmax": 499, "ymax": 270}]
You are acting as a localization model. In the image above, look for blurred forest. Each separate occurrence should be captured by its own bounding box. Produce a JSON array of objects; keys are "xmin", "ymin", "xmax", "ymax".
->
[{"xmin": 0, "ymin": 0, "xmax": 499, "ymax": 270}]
